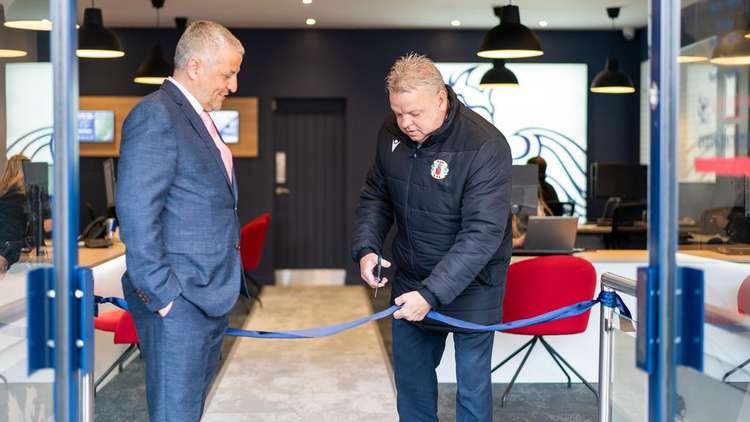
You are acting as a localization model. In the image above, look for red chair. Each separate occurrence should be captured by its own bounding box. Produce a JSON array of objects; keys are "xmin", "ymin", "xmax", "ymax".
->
[
  {"xmin": 93, "ymin": 308, "xmax": 140, "ymax": 391},
  {"xmin": 493, "ymin": 255, "xmax": 598, "ymax": 407},
  {"xmin": 722, "ymin": 275, "xmax": 750, "ymax": 381},
  {"xmin": 239, "ymin": 213, "xmax": 271, "ymax": 303}
]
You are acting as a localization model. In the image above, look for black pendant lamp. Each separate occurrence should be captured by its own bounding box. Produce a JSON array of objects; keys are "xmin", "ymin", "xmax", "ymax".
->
[
  {"xmin": 0, "ymin": 6, "xmax": 29, "ymax": 58},
  {"xmin": 479, "ymin": 59, "xmax": 519, "ymax": 88},
  {"xmin": 477, "ymin": 5, "xmax": 543, "ymax": 59},
  {"xmin": 134, "ymin": 0, "xmax": 173, "ymax": 85},
  {"xmin": 77, "ymin": 1, "xmax": 125, "ymax": 58},
  {"xmin": 709, "ymin": 6, "xmax": 750, "ymax": 65},
  {"xmin": 4, "ymin": 0, "xmax": 51, "ymax": 31},
  {"xmin": 590, "ymin": 8, "xmax": 635, "ymax": 94}
]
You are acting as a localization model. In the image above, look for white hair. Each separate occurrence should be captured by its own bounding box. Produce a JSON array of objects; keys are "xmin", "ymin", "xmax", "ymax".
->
[
  {"xmin": 385, "ymin": 52, "xmax": 445, "ymax": 94},
  {"xmin": 174, "ymin": 20, "xmax": 244, "ymax": 69}
]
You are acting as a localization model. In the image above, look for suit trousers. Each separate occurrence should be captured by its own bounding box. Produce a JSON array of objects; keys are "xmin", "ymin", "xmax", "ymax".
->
[
  {"xmin": 124, "ymin": 283, "xmax": 228, "ymax": 422},
  {"xmin": 392, "ymin": 318, "xmax": 495, "ymax": 422}
]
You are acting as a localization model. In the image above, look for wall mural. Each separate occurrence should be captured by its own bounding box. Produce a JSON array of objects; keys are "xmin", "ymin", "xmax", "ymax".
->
[
  {"xmin": 436, "ymin": 63, "xmax": 588, "ymax": 218},
  {"xmin": 5, "ymin": 63, "xmax": 54, "ymax": 163}
]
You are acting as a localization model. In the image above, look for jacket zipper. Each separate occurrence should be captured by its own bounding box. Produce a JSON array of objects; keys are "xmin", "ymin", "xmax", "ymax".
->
[{"xmin": 404, "ymin": 143, "xmax": 422, "ymax": 276}]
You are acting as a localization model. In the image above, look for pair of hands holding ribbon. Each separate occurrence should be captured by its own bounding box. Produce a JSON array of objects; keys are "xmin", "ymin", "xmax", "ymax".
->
[{"xmin": 359, "ymin": 253, "xmax": 431, "ymax": 322}]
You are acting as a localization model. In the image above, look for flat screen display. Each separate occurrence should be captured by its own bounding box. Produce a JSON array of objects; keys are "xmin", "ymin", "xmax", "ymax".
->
[
  {"xmin": 209, "ymin": 110, "xmax": 239, "ymax": 144},
  {"xmin": 78, "ymin": 110, "xmax": 115, "ymax": 143}
]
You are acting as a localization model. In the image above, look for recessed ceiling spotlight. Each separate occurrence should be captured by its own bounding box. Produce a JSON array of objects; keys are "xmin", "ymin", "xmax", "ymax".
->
[
  {"xmin": 539, "ymin": 20, "xmax": 548, "ymax": 27},
  {"xmin": 306, "ymin": 18, "xmax": 316, "ymax": 25},
  {"xmin": 302, "ymin": 0, "xmax": 312, "ymax": 4},
  {"xmin": 451, "ymin": 20, "xmax": 461, "ymax": 27}
]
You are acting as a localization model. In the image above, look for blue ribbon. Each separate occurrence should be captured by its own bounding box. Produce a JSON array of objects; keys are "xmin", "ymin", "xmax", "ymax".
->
[{"xmin": 96, "ymin": 291, "xmax": 632, "ymax": 339}]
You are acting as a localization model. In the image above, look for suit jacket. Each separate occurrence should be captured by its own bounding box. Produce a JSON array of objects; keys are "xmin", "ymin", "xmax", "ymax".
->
[{"xmin": 117, "ymin": 80, "xmax": 242, "ymax": 317}]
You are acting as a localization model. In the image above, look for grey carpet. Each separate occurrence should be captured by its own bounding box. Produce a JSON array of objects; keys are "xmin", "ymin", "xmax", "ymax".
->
[{"xmin": 95, "ymin": 288, "xmax": 599, "ymax": 421}]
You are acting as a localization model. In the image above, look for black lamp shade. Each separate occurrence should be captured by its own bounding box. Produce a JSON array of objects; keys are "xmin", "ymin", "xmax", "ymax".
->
[
  {"xmin": 590, "ymin": 57, "xmax": 635, "ymax": 94},
  {"xmin": 0, "ymin": 5, "xmax": 29, "ymax": 58},
  {"xmin": 479, "ymin": 59, "xmax": 519, "ymax": 88},
  {"xmin": 477, "ymin": 5, "xmax": 543, "ymax": 59},
  {"xmin": 77, "ymin": 8, "xmax": 124, "ymax": 58},
  {"xmin": 710, "ymin": 30, "xmax": 750, "ymax": 65},
  {"xmin": 134, "ymin": 45, "xmax": 173, "ymax": 85}
]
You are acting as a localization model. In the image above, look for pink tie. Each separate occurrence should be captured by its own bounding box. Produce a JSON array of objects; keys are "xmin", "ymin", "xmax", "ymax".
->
[{"xmin": 200, "ymin": 110, "xmax": 234, "ymax": 183}]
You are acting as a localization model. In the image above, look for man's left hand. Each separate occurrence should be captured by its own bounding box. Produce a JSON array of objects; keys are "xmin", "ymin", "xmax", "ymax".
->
[{"xmin": 393, "ymin": 291, "xmax": 431, "ymax": 321}]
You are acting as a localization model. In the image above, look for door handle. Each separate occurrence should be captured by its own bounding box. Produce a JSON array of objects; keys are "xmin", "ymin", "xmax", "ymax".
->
[{"xmin": 275, "ymin": 186, "xmax": 290, "ymax": 195}]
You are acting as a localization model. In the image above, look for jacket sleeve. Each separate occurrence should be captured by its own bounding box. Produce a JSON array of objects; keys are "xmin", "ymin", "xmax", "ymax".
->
[
  {"xmin": 116, "ymin": 101, "xmax": 182, "ymax": 313},
  {"xmin": 419, "ymin": 137, "xmax": 512, "ymax": 307},
  {"xmin": 351, "ymin": 135, "xmax": 394, "ymax": 262}
]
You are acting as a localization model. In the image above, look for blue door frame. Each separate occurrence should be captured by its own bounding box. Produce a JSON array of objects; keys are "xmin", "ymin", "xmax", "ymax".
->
[{"xmin": 51, "ymin": 0, "xmax": 85, "ymax": 420}]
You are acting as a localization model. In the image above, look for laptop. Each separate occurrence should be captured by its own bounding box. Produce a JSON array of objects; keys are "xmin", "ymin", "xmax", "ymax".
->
[{"xmin": 514, "ymin": 216, "xmax": 582, "ymax": 256}]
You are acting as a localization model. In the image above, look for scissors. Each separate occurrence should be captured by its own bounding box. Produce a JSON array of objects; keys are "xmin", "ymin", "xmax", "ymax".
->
[{"xmin": 374, "ymin": 254, "xmax": 382, "ymax": 298}]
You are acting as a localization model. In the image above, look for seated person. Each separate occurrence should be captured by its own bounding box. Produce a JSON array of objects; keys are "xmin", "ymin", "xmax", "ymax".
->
[
  {"xmin": 527, "ymin": 156, "xmax": 560, "ymax": 215},
  {"xmin": 511, "ymin": 199, "xmax": 551, "ymax": 249},
  {"xmin": 0, "ymin": 155, "xmax": 30, "ymax": 272},
  {"xmin": 711, "ymin": 207, "xmax": 750, "ymax": 244}
]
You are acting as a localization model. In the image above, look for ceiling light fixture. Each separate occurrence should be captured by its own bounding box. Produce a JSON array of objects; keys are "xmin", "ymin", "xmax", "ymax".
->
[
  {"xmin": 306, "ymin": 18, "xmax": 316, "ymax": 26},
  {"xmin": 4, "ymin": 0, "xmax": 51, "ymax": 31},
  {"xmin": 477, "ymin": 4, "xmax": 543, "ymax": 59},
  {"xmin": 77, "ymin": 0, "xmax": 125, "ymax": 58},
  {"xmin": 135, "ymin": 0, "xmax": 174, "ymax": 85},
  {"xmin": 538, "ymin": 20, "xmax": 548, "ymax": 28},
  {"xmin": 303, "ymin": 0, "xmax": 313, "ymax": 4},
  {"xmin": 590, "ymin": 8, "xmax": 635, "ymax": 94},
  {"xmin": 451, "ymin": 20, "xmax": 461, "ymax": 27},
  {"xmin": 479, "ymin": 59, "xmax": 519, "ymax": 89},
  {"xmin": 0, "ymin": 5, "xmax": 29, "ymax": 58}
]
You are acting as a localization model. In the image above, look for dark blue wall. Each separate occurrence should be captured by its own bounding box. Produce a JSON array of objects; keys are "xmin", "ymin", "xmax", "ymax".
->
[{"xmin": 48, "ymin": 27, "xmax": 644, "ymax": 283}]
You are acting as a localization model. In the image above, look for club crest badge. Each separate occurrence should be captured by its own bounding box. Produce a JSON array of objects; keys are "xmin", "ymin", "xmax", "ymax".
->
[{"xmin": 430, "ymin": 159, "xmax": 449, "ymax": 180}]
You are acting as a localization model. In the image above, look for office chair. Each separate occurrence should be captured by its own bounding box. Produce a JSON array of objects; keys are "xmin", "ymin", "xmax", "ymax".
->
[
  {"xmin": 607, "ymin": 202, "xmax": 647, "ymax": 249},
  {"xmin": 240, "ymin": 213, "xmax": 271, "ymax": 305},
  {"xmin": 93, "ymin": 308, "xmax": 140, "ymax": 392},
  {"xmin": 492, "ymin": 256, "xmax": 598, "ymax": 407},
  {"xmin": 722, "ymin": 275, "xmax": 750, "ymax": 382}
]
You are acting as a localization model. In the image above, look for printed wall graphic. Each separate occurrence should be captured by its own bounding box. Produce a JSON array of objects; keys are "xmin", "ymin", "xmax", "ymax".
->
[
  {"xmin": 5, "ymin": 63, "xmax": 54, "ymax": 163},
  {"xmin": 437, "ymin": 63, "xmax": 588, "ymax": 218}
]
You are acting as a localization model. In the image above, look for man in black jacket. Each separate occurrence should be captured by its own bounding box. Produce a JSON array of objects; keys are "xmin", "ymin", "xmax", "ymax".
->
[{"xmin": 352, "ymin": 53, "xmax": 512, "ymax": 421}]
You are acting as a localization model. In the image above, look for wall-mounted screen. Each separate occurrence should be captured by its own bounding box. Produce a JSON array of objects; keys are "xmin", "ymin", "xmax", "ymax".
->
[
  {"xmin": 209, "ymin": 110, "xmax": 239, "ymax": 144},
  {"xmin": 78, "ymin": 110, "xmax": 115, "ymax": 143}
]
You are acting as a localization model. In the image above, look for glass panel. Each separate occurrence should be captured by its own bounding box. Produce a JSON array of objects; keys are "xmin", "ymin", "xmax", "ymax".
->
[
  {"xmin": 675, "ymin": 1, "xmax": 750, "ymax": 257},
  {"xmin": 0, "ymin": 264, "xmax": 54, "ymax": 420},
  {"xmin": 612, "ymin": 317, "xmax": 647, "ymax": 421},
  {"xmin": 673, "ymin": 0, "xmax": 750, "ymax": 418},
  {"xmin": 2, "ymin": 0, "xmax": 83, "ymax": 419}
]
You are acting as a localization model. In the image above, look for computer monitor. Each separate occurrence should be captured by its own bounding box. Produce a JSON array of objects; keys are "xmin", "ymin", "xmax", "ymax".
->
[
  {"xmin": 103, "ymin": 158, "xmax": 117, "ymax": 217},
  {"xmin": 591, "ymin": 162, "xmax": 647, "ymax": 201},
  {"xmin": 21, "ymin": 161, "xmax": 50, "ymax": 255},
  {"xmin": 512, "ymin": 164, "xmax": 539, "ymax": 214}
]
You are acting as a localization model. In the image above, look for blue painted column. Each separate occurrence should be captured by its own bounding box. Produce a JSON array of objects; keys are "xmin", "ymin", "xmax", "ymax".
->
[
  {"xmin": 647, "ymin": 0, "xmax": 680, "ymax": 420},
  {"xmin": 50, "ymin": 0, "xmax": 80, "ymax": 419}
]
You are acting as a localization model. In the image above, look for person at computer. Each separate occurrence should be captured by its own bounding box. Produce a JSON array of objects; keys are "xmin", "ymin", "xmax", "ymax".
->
[
  {"xmin": 511, "ymin": 198, "xmax": 552, "ymax": 249},
  {"xmin": 116, "ymin": 21, "xmax": 245, "ymax": 422},
  {"xmin": 0, "ymin": 155, "xmax": 30, "ymax": 272},
  {"xmin": 352, "ymin": 53, "xmax": 512, "ymax": 421},
  {"xmin": 527, "ymin": 156, "xmax": 559, "ymax": 215},
  {"xmin": 711, "ymin": 207, "xmax": 750, "ymax": 244}
]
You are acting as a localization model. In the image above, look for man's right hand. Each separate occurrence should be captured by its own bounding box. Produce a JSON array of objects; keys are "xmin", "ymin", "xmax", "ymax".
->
[
  {"xmin": 0, "ymin": 255, "xmax": 8, "ymax": 273},
  {"xmin": 359, "ymin": 253, "xmax": 391, "ymax": 289},
  {"xmin": 158, "ymin": 301, "xmax": 174, "ymax": 318}
]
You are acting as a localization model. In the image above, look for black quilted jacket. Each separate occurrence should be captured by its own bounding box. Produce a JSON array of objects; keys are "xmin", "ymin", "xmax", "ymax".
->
[{"xmin": 352, "ymin": 86, "xmax": 513, "ymax": 328}]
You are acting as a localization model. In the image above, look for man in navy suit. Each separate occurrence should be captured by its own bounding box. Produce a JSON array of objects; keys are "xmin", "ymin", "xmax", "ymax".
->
[{"xmin": 116, "ymin": 21, "xmax": 244, "ymax": 422}]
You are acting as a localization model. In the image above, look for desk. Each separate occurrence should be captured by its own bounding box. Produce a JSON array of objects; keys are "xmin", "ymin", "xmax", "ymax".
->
[
  {"xmin": 0, "ymin": 242, "xmax": 128, "ymax": 394},
  {"xmin": 438, "ymin": 249, "xmax": 750, "ymax": 384}
]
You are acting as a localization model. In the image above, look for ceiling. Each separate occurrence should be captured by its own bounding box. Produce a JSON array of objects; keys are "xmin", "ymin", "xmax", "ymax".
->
[{"xmin": 62, "ymin": 0, "xmax": 649, "ymax": 30}]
